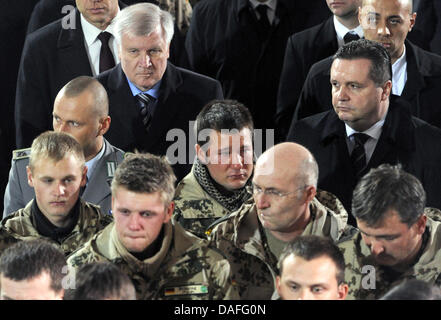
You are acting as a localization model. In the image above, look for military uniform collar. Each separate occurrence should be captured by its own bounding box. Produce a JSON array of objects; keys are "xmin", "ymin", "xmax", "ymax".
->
[
  {"xmin": 31, "ymin": 198, "xmax": 81, "ymax": 244},
  {"xmin": 110, "ymin": 222, "xmax": 173, "ymax": 278}
]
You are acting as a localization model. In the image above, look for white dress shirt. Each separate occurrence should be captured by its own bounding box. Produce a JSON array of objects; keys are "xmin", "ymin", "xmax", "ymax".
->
[
  {"xmin": 80, "ymin": 13, "xmax": 120, "ymax": 76},
  {"xmin": 391, "ymin": 46, "xmax": 407, "ymax": 96}
]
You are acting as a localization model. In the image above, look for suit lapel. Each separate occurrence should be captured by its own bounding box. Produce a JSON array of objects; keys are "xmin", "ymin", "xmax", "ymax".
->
[
  {"xmin": 368, "ymin": 97, "xmax": 415, "ymax": 168},
  {"xmin": 106, "ymin": 64, "xmax": 142, "ymax": 149},
  {"xmin": 56, "ymin": 10, "xmax": 93, "ymax": 77},
  {"xmin": 320, "ymin": 112, "xmax": 354, "ymax": 176},
  {"xmin": 321, "ymin": 17, "xmax": 339, "ymax": 57},
  {"xmin": 401, "ymin": 41, "xmax": 425, "ymax": 107}
]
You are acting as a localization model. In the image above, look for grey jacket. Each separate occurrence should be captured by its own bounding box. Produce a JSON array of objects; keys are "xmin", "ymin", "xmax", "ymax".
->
[{"xmin": 3, "ymin": 139, "xmax": 124, "ymax": 218}]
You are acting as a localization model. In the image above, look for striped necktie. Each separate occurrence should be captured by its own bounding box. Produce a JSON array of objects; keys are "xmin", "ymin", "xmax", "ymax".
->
[
  {"xmin": 136, "ymin": 93, "xmax": 155, "ymax": 130},
  {"xmin": 350, "ymin": 133, "xmax": 370, "ymax": 179}
]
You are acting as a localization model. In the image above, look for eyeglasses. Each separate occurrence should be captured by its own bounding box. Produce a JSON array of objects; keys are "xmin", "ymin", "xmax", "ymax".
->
[{"xmin": 247, "ymin": 183, "xmax": 305, "ymax": 200}]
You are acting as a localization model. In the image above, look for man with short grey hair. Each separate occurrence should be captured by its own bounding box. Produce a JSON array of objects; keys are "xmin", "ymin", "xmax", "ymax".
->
[{"xmin": 97, "ymin": 3, "xmax": 223, "ymax": 180}]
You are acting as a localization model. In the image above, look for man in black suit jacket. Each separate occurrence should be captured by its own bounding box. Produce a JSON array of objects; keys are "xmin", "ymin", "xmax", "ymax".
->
[
  {"xmin": 185, "ymin": 0, "xmax": 331, "ymax": 135},
  {"xmin": 0, "ymin": 0, "xmax": 40, "ymax": 215},
  {"xmin": 15, "ymin": 0, "xmax": 121, "ymax": 149},
  {"xmin": 407, "ymin": 0, "xmax": 441, "ymax": 56},
  {"xmin": 288, "ymin": 40, "xmax": 441, "ymax": 226},
  {"xmin": 99, "ymin": 3, "xmax": 223, "ymax": 180},
  {"xmin": 276, "ymin": 0, "xmax": 363, "ymax": 140},
  {"xmin": 25, "ymin": 0, "xmax": 190, "ymax": 67},
  {"xmin": 290, "ymin": 0, "xmax": 441, "ymax": 132}
]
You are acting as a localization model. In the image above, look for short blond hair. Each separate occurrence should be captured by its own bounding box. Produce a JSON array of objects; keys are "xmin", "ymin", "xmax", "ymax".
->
[{"xmin": 29, "ymin": 131, "xmax": 85, "ymax": 171}]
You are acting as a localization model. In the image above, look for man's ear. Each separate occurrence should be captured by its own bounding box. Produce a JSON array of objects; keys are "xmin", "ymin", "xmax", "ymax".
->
[
  {"xmin": 26, "ymin": 166, "xmax": 34, "ymax": 188},
  {"xmin": 409, "ymin": 12, "xmax": 417, "ymax": 31},
  {"xmin": 303, "ymin": 185, "xmax": 317, "ymax": 205},
  {"xmin": 163, "ymin": 201, "xmax": 174, "ymax": 224},
  {"xmin": 415, "ymin": 214, "xmax": 428, "ymax": 235},
  {"xmin": 195, "ymin": 144, "xmax": 207, "ymax": 164},
  {"xmin": 275, "ymin": 275, "xmax": 282, "ymax": 297},
  {"xmin": 98, "ymin": 116, "xmax": 111, "ymax": 136},
  {"xmin": 337, "ymin": 283, "xmax": 349, "ymax": 300},
  {"xmin": 381, "ymin": 80, "xmax": 392, "ymax": 101},
  {"xmin": 80, "ymin": 166, "xmax": 88, "ymax": 187}
]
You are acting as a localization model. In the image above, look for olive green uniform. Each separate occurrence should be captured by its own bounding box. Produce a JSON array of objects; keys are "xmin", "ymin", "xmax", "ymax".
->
[
  {"xmin": 173, "ymin": 168, "xmax": 251, "ymax": 238},
  {"xmin": 338, "ymin": 210, "xmax": 441, "ymax": 300},
  {"xmin": 67, "ymin": 221, "xmax": 239, "ymax": 300},
  {"xmin": 208, "ymin": 190, "xmax": 355, "ymax": 299}
]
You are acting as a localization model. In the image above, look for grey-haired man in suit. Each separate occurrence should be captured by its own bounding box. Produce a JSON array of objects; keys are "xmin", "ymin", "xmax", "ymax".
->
[{"xmin": 4, "ymin": 76, "xmax": 124, "ymax": 218}]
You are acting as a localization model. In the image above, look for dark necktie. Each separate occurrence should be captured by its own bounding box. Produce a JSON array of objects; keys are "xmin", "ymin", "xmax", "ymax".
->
[
  {"xmin": 97, "ymin": 32, "xmax": 115, "ymax": 73},
  {"xmin": 344, "ymin": 32, "xmax": 360, "ymax": 44},
  {"xmin": 136, "ymin": 93, "xmax": 155, "ymax": 130},
  {"xmin": 256, "ymin": 5, "xmax": 271, "ymax": 29},
  {"xmin": 350, "ymin": 133, "xmax": 370, "ymax": 179},
  {"xmin": 256, "ymin": 4, "xmax": 271, "ymax": 39}
]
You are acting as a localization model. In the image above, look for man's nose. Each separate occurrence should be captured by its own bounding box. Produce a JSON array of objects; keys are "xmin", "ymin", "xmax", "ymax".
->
[{"xmin": 139, "ymin": 52, "xmax": 152, "ymax": 67}]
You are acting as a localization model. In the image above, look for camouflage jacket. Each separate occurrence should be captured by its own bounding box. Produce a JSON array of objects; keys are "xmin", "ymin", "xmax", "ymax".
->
[
  {"xmin": 0, "ymin": 199, "xmax": 112, "ymax": 256},
  {"xmin": 173, "ymin": 168, "xmax": 251, "ymax": 238},
  {"xmin": 208, "ymin": 190, "xmax": 354, "ymax": 299},
  {"xmin": 338, "ymin": 212, "xmax": 441, "ymax": 300},
  {"xmin": 158, "ymin": 0, "xmax": 192, "ymax": 34},
  {"xmin": 67, "ymin": 221, "xmax": 239, "ymax": 300}
]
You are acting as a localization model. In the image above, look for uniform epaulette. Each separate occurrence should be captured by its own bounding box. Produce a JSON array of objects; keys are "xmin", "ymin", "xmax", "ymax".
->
[
  {"xmin": 124, "ymin": 152, "xmax": 134, "ymax": 159},
  {"xmin": 12, "ymin": 148, "xmax": 31, "ymax": 161}
]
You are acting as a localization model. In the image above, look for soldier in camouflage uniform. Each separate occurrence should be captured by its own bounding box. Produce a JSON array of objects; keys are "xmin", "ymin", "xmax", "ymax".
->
[
  {"xmin": 209, "ymin": 142, "xmax": 355, "ymax": 299},
  {"xmin": 0, "ymin": 132, "xmax": 112, "ymax": 256},
  {"xmin": 338, "ymin": 164, "xmax": 441, "ymax": 300},
  {"xmin": 68, "ymin": 153, "xmax": 239, "ymax": 300},
  {"xmin": 173, "ymin": 100, "xmax": 254, "ymax": 238}
]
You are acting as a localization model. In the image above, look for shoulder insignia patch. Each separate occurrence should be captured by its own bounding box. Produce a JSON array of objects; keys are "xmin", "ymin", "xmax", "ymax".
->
[
  {"xmin": 12, "ymin": 148, "xmax": 31, "ymax": 161},
  {"xmin": 107, "ymin": 161, "xmax": 117, "ymax": 178}
]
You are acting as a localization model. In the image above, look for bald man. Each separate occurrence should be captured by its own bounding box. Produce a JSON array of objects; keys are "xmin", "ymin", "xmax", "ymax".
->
[
  {"xmin": 291, "ymin": 0, "xmax": 441, "ymax": 129},
  {"xmin": 4, "ymin": 76, "xmax": 124, "ymax": 217},
  {"xmin": 208, "ymin": 142, "xmax": 355, "ymax": 300}
]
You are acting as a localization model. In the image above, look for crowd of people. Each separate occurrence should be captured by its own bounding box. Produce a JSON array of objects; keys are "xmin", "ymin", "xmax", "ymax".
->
[{"xmin": 0, "ymin": 0, "xmax": 440, "ymax": 300}]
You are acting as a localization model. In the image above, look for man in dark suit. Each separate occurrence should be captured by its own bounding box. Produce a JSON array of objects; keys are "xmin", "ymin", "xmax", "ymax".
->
[
  {"xmin": 99, "ymin": 3, "xmax": 223, "ymax": 180},
  {"xmin": 15, "ymin": 0, "xmax": 121, "ymax": 149},
  {"xmin": 0, "ymin": 0, "xmax": 40, "ymax": 215},
  {"xmin": 407, "ymin": 0, "xmax": 441, "ymax": 56},
  {"xmin": 290, "ymin": 0, "xmax": 441, "ymax": 132},
  {"xmin": 276, "ymin": 0, "xmax": 363, "ymax": 140},
  {"xmin": 184, "ymin": 0, "xmax": 331, "ymax": 135},
  {"xmin": 288, "ymin": 40, "xmax": 441, "ymax": 226},
  {"xmin": 25, "ymin": 0, "xmax": 190, "ymax": 67},
  {"xmin": 27, "ymin": 0, "xmax": 192, "ymax": 35},
  {"xmin": 4, "ymin": 77, "xmax": 124, "ymax": 218}
]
